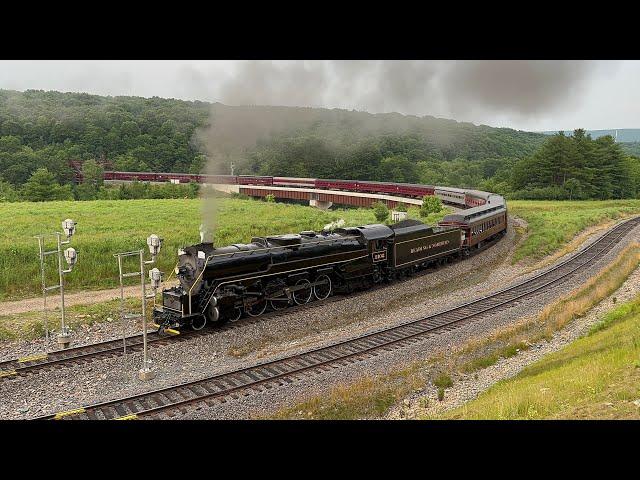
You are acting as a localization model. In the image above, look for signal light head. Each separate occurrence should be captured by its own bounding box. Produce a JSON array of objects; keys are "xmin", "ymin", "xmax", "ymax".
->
[
  {"xmin": 149, "ymin": 267, "xmax": 163, "ymax": 289},
  {"xmin": 147, "ymin": 234, "xmax": 162, "ymax": 256},
  {"xmin": 64, "ymin": 247, "xmax": 77, "ymax": 268},
  {"xmin": 62, "ymin": 219, "xmax": 76, "ymax": 238}
]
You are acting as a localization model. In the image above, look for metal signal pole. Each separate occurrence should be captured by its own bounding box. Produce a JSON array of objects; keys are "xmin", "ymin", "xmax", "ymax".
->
[
  {"xmin": 114, "ymin": 235, "xmax": 163, "ymax": 381},
  {"xmin": 34, "ymin": 219, "xmax": 78, "ymax": 349}
]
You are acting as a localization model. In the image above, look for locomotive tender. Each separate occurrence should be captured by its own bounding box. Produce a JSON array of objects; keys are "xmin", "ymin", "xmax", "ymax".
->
[{"xmin": 154, "ymin": 198, "xmax": 507, "ymax": 332}]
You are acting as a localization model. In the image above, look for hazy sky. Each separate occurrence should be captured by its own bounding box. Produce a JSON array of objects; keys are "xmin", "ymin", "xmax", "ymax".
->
[{"xmin": 0, "ymin": 60, "xmax": 637, "ymax": 132}]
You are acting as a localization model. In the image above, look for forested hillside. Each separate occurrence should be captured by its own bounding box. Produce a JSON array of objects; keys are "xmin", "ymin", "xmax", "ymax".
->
[
  {"xmin": 0, "ymin": 89, "xmax": 545, "ymax": 183},
  {"xmin": 1, "ymin": 89, "xmax": 638, "ymax": 202},
  {"xmin": 0, "ymin": 89, "xmax": 210, "ymax": 186}
]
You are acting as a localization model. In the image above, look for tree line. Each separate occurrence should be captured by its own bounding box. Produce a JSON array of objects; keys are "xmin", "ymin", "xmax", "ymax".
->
[
  {"xmin": 509, "ymin": 129, "xmax": 640, "ymax": 200},
  {"xmin": 0, "ymin": 160, "xmax": 200, "ymax": 202}
]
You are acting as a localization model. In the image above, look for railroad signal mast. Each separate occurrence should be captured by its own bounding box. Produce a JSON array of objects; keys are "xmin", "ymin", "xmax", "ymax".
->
[
  {"xmin": 114, "ymin": 234, "xmax": 163, "ymax": 381},
  {"xmin": 35, "ymin": 219, "xmax": 78, "ymax": 348}
]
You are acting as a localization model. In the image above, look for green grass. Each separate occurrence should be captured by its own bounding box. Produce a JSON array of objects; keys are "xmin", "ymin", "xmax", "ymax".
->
[
  {"xmin": 588, "ymin": 299, "xmax": 640, "ymax": 336},
  {"xmin": 460, "ymin": 341, "xmax": 529, "ymax": 374},
  {"xmin": 440, "ymin": 295, "xmax": 640, "ymax": 420},
  {"xmin": 0, "ymin": 198, "xmax": 446, "ymax": 300},
  {"xmin": 509, "ymin": 199, "xmax": 640, "ymax": 263},
  {"xmin": 433, "ymin": 373, "xmax": 453, "ymax": 389}
]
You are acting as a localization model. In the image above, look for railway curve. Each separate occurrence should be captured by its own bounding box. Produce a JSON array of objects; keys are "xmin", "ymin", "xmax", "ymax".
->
[{"xmin": 36, "ymin": 215, "xmax": 640, "ymax": 420}]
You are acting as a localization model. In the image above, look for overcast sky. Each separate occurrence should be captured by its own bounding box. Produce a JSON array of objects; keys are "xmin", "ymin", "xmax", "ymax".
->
[{"xmin": 0, "ymin": 60, "xmax": 637, "ymax": 132}]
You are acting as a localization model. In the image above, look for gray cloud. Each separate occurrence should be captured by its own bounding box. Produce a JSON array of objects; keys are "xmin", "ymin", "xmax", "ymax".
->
[{"xmin": 0, "ymin": 60, "xmax": 635, "ymax": 131}]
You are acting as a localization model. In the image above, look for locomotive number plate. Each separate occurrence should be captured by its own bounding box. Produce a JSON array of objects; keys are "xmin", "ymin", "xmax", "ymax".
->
[{"xmin": 372, "ymin": 251, "xmax": 387, "ymax": 262}]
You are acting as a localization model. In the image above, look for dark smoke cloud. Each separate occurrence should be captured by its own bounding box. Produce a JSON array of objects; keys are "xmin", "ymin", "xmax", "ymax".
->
[
  {"xmin": 441, "ymin": 60, "xmax": 605, "ymax": 119},
  {"xmin": 197, "ymin": 60, "xmax": 613, "ymax": 238},
  {"xmin": 217, "ymin": 60, "xmax": 611, "ymax": 121},
  {"xmin": 219, "ymin": 61, "xmax": 330, "ymax": 108}
]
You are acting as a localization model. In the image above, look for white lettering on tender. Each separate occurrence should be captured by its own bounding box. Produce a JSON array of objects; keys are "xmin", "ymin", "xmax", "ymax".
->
[{"xmin": 410, "ymin": 239, "xmax": 450, "ymax": 254}]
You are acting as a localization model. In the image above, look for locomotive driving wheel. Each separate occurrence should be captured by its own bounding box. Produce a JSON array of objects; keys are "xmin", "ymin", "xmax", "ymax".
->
[
  {"xmin": 293, "ymin": 279, "xmax": 313, "ymax": 305},
  {"xmin": 246, "ymin": 295, "xmax": 267, "ymax": 317},
  {"xmin": 266, "ymin": 279, "xmax": 289, "ymax": 310},
  {"xmin": 313, "ymin": 274, "xmax": 332, "ymax": 300},
  {"xmin": 227, "ymin": 305, "xmax": 243, "ymax": 322}
]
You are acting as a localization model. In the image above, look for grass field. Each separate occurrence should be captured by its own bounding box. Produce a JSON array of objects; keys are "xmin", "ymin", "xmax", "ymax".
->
[
  {"xmin": 508, "ymin": 200, "xmax": 640, "ymax": 263},
  {"xmin": 2, "ymin": 197, "xmax": 640, "ymax": 301},
  {"xmin": 0, "ymin": 198, "xmax": 444, "ymax": 300},
  {"xmin": 441, "ymin": 294, "xmax": 640, "ymax": 420}
]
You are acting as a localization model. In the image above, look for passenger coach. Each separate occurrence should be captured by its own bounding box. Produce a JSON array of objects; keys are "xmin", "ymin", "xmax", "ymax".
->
[{"xmin": 438, "ymin": 202, "xmax": 507, "ymax": 251}]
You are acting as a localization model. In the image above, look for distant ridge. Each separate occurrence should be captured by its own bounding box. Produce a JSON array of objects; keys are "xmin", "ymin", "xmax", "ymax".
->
[{"xmin": 540, "ymin": 128, "xmax": 640, "ymax": 143}]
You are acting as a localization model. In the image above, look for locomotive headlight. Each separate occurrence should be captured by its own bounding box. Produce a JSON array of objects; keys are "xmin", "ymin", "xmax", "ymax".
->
[
  {"xmin": 149, "ymin": 267, "xmax": 163, "ymax": 289},
  {"xmin": 147, "ymin": 234, "xmax": 163, "ymax": 256},
  {"xmin": 64, "ymin": 247, "xmax": 78, "ymax": 268},
  {"xmin": 62, "ymin": 219, "xmax": 76, "ymax": 238}
]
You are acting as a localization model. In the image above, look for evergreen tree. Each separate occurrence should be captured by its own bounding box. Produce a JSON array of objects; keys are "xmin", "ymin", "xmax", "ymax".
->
[{"xmin": 22, "ymin": 168, "xmax": 74, "ymax": 201}]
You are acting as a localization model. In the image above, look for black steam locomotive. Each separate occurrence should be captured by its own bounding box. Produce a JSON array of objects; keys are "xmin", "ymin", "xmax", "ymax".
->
[{"xmin": 154, "ymin": 202, "xmax": 507, "ymax": 332}]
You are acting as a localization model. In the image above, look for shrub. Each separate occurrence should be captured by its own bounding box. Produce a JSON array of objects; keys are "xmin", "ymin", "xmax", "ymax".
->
[
  {"xmin": 21, "ymin": 168, "xmax": 74, "ymax": 202},
  {"xmin": 372, "ymin": 201, "xmax": 389, "ymax": 222},
  {"xmin": 433, "ymin": 373, "xmax": 453, "ymax": 389},
  {"xmin": 265, "ymin": 193, "xmax": 276, "ymax": 203},
  {"xmin": 0, "ymin": 180, "xmax": 19, "ymax": 202},
  {"xmin": 420, "ymin": 195, "xmax": 442, "ymax": 217},
  {"xmin": 395, "ymin": 203, "xmax": 408, "ymax": 213}
]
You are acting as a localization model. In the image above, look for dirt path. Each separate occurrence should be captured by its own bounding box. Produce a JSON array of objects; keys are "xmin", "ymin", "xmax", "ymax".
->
[{"xmin": 0, "ymin": 286, "xmax": 144, "ymax": 315}]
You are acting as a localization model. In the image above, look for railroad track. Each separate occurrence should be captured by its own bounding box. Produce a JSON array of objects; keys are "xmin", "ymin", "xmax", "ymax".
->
[
  {"xmin": 1, "ymin": 229, "xmax": 499, "ymax": 380},
  {"xmin": 0, "ymin": 285, "xmax": 363, "ymax": 379},
  {"xmin": 38, "ymin": 216, "xmax": 639, "ymax": 420}
]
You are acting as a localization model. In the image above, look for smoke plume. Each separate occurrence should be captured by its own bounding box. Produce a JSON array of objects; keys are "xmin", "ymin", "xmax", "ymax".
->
[
  {"xmin": 217, "ymin": 60, "xmax": 611, "ymax": 121},
  {"xmin": 195, "ymin": 60, "xmax": 613, "ymax": 240}
]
